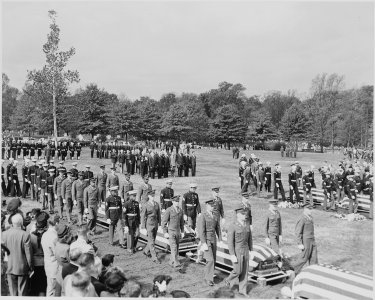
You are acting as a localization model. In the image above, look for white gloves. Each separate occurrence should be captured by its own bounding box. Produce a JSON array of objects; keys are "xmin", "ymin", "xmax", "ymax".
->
[
  {"xmin": 140, "ymin": 228, "xmax": 147, "ymax": 236},
  {"xmin": 183, "ymin": 215, "xmax": 187, "ymax": 221},
  {"xmin": 265, "ymin": 238, "xmax": 271, "ymax": 245},
  {"xmin": 181, "ymin": 232, "xmax": 185, "ymax": 238},
  {"xmin": 289, "ymin": 186, "xmax": 293, "ymax": 190},
  {"xmin": 217, "ymin": 240, "xmax": 225, "ymax": 248},
  {"xmin": 231, "ymin": 255, "xmax": 238, "ymax": 263},
  {"xmin": 63, "ymin": 199, "xmax": 67, "ymax": 204},
  {"xmin": 276, "ymin": 184, "xmax": 279, "ymax": 188},
  {"xmin": 45, "ymin": 192, "xmax": 48, "ymax": 196},
  {"xmin": 162, "ymin": 209, "xmax": 166, "ymax": 213},
  {"xmin": 13, "ymin": 180, "xmax": 16, "ymax": 184},
  {"xmin": 250, "ymin": 225, "xmax": 253, "ymax": 231},
  {"xmin": 74, "ymin": 200, "xmax": 78, "ymax": 206},
  {"xmin": 279, "ymin": 235, "xmax": 283, "ymax": 244},
  {"xmin": 201, "ymin": 243, "xmax": 208, "ymax": 251},
  {"xmin": 298, "ymin": 244, "xmax": 304, "ymax": 250},
  {"xmin": 84, "ymin": 208, "xmax": 88, "ymax": 214},
  {"xmin": 164, "ymin": 232, "xmax": 169, "ymax": 238},
  {"xmin": 124, "ymin": 226, "xmax": 129, "ymax": 234},
  {"xmin": 106, "ymin": 218, "xmax": 111, "ymax": 224}
]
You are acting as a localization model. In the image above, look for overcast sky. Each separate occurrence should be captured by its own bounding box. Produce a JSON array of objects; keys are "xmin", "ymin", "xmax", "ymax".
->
[{"xmin": 2, "ymin": 1, "xmax": 374, "ymax": 100}]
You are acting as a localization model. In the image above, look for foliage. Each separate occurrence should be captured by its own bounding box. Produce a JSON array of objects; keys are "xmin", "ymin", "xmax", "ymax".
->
[
  {"xmin": 280, "ymin": 104, "xmax": 311, "ymax": 141},
  {"xmin": 2, "ymin": 74, "xmax": 20, "ymax": 130}
]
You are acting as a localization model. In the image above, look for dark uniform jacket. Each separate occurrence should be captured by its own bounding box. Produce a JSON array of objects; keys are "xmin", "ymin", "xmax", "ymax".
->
[
  {"xmin": 83, "ymin": 185, "xmax": 99, "ymax": 208},
  {"xmin": 182, "ymin": 191, "xmax": 201, "ymax": 217},
  {"xmin": 198, "ymin": 212, "xmax": 221, "ymax": 244},
  {"xmin": 274, "ymin": 171, "xmax": 282, "ymax": 187},
  {"xmin": 161, "ymin": 206, "xmax": 184, "ymax": 234},
  {"xmin": 28, "ymin": 165, "xmax": 38, "ymax": 185},
  {"xmin": 120, "ymin": 180, "xmax": 133, "ymax": 202},
  {"xmin": 137, "ymin": 182, "xmax": 152, "ymax": 204},
  {"xmin": 242, "ymin": 202, "xmax": 252, "ymax": 225},
  {"xmin": 61, "ymin": 178, "xmax": 74, "ymax": 199},
  {"xmin": 46, "ymin": 176, "xmax": 54, "ymax": 194},
  {"xmin": 96, "ymin": 172, "xmax": 107, "ymax": 188},
  {"xmin": 160, "ymin": 187, "xmax": 174, "ymax": 210},
  {"xmin": 288, "ymin": 172, "xmax": 298, "ymax": 186},
  {"xmin": 105, "ymin": 195, "xmax": 122, "ymax": 220},
  {"xmin": 53, "ymin": 176, "xmax": 65, "ymax": 197},
  {"xmin": 72, "ymin": 179, "xmax": 85, "ymax": 201},
  {"xmin": 83, "ymin": 170, "xmax": 94, "ymax": 187},
  {"xmin": 123, "ymin": 200, "xmax": 140, "ymax": 228},
  {"xmin": 107, "ymin": 174, "xmax": 119, "ymax": 189},
  {"xmin": 227, "ymin": 221, "xmax": 253, "ymax": 257},
  {"xmin": 302, "ymin": 175, "xmax": 312, "ymax": 192},
  {"xmin": 265, "ymin": 209, "xmax": 282, "ymax": 237},
  {"xmin": 140, "ymin": 201, "xmax": 161, "ymax": 229},
  {"xmin": 39, "ymin": 169, "xmax": 48, "ymax": 189},
  {"xmin": 295, "ymin": 214, "xmax": 315, "ymax": 245},
  {"xmin": 213, "ymin": 197, "xmax": 224, "ymax": 219}
]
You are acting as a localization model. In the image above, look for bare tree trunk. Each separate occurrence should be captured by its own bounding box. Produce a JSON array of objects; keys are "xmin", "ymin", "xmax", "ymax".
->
[
  {"xmin": 53, "ymin": 80, "xmax": 58, "ymax": 148},
  {"xmin": 331, "ymin": 125, "xmax": 334, "ymax": 153}
]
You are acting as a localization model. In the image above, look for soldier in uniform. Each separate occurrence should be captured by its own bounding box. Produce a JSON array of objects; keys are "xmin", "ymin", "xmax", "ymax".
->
[
  {"xmin": 160, "ymin": 179, "xmax": 174, "ymax": 212},
  {"xmin": 163, "ymin": 151, "xmax": 170, "ymax": 178},
  {"xmin": 71, "ymin": 162, "xmax": 79, "ymax": 179},
  {"xmin": 123, "ymin": 190, "xmax": 141, "ymax": 254},
  {"xmin": 83, "ymin": 165, "xmax": 94, "ymax": 189},
  {"xmin": 288, "ymin": 164, "xmax": 301, "ymax": 203},
  {"xmin": 125, "ymin": 150, "xmax": 132, "ymax": 175},
  {"xmin": 35, "ymin": 161, "xmax": 43, "ymax": 201},
  {"xmin": 323, "ymin": 171, "xmax": 336, "ymax": 211},
  {"xmin": 136, "ymin": 175, "xmax": 152, "ymax": 206},
  {"xmin": 30, "ymin": 141, "xmax": 36, "ymax": 159},
  {"xmin": 107, "ymin": 167, "xmax": 120, "ymax": 193},
  {"xmin": 28, "ymin": 158, "xmax": 38, "ymax": 200},
  {"xmin": 118, "ymin": 173, "xmax": 132, "ymax": 206},
  {"xmin": 53, "ymin": 169, "xmax": 66, "ymax": 219},
  {"xmin": 346, "ymin": 175, "xmax": 358, "ymax": 214},
  {"xmin": 334, "ymin": 168, "xmax": 345, "ymax": 203},
  {"xmin": 140, "ymin": 190, "xmax": 161, "ymax": 263},
  {"xmin": 183, "ymin": 153, "xmax": 190, "ymax": 177},
  {"xmin": 46, "ymin": 169, "xmax": 55, "ymax": 214},
  {"xmin": 162, "ymin": 195, "xmax": 184, "ymax": 269},
  {"xmin": 57, "ymin": 161, "xmax": 67, "ymax": 175},
  {"xmin": 148, "ymin": 151, "xmax": 156, "ymax": 179},
  {"xmin": 96, "ymin": 165, "xmax": 108, "ymax": 204},
  {"xmin": 9, "ymin": 160, "xmax": 22, "ymax": 197},
  {"xmin": 264, "ymin": 199, "xmax": 282, "ymax": 253},
  {"xmin": 105, "ymin": 186, "xmax": 126, "ymax": 248},
  {"xmin": 118, "ymin": 149, "xmax": 125, "ymax": 174},
  {"xmin": 240, "ymin": 192, "xmax": 253, "ymax": 230},
  {"xmin": 308, "ymin": 165, "xmax": 316, "ymax": 188},
  {"xmin": 369, "ymin": 178, "xmax": 373, "ymax": 220},
  {"xmin": 76, "ymin": 142, "xmax": 82, "ymax": 160},
  {"xmin": 197, "ymin": 199, "xmax": 222, "ymax": 286},
  {"xmin": 49, "ymin": 159, "xmax": 57, "ymax": 178},
  {"xmin": 295, "ymin": 161, "xmax": 303, "ymax": 187},
  {"xmin": 84, "ymin": 178, "xmax": 100, "ymax": 235},
  {"xmin": 224, "ymin": 204, "xmax": 253, "ymax": 296},
  {"xmin": 89, "ymin": 140, "xmax": 95, "ymax": 159},
  {"xmin": 61, "ymin": 170, "xmax": 75, "ymax": 223},
  {"xmin": 39, "ymin": 163, "xmax": 49, "ymax": 209},
  {"xmin": 176, "ymin": 151, "xmax": 184, "ymax": 177},
  {"xmin": 72, "ymin": 171, "xmax": 86, "ymax": 226},
  {"xmin": 302, "ymin": 170, "xmax": 314, "ymax": 207},
  {"xmin": 293, "ymin": 203, "xmax": 318, "ymax": 274},
  {"xmin": 264, "ymin": 161, "xmax": 272, "ymax": 193},
  {"xmin": 110, "ymin": 149, "xmax": 118, "ymax": 169},
  {"xmin": 1, "ymin": 161, "xmax": 7, "ymax": 200},
  {"xmin": 211, "ymin": 187, "xmax": 224, "ymax": 224},
  {"xmin": 182, "ymin": 183, "xmax": 201, "ymax": 230},
  {"xmin": 97, "ymin": 142, "xmax": 102, "ymax": 159},
  {"xmin": 190, "ymin": 151, "xmax": 197, "ymax": 177},
  {"xmin": 274, "ymin": 163, "xmax": 286, "ymax": 202},
  {"xmin": 21, "ymin": 158, "xmax": 30, "ymax": 199},
  {"xmin": 256, "ymin": 162, "xmax": 265, "ymax": 197},
  {"xmin": 22, "ymin": 141, "xmax": 28, "ymax": 158}
]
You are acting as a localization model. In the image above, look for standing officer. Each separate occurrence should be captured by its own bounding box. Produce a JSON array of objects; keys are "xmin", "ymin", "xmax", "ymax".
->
[
  {"xmin": 90, "ymin": 140, "xmax": 95, "ymax": 159},
  {"xmin": 197, "ymin": 199, "xmax": 222, "ymax": 286},
  {"xmin": 224, "ymin": 204, "xmax": 253, "ymax": 296},
  {"xmin": 323, "ymin": 171, "xmax": 336, "ymax": 211},
  {"xmin": 160, "ymin": 179, "xmax": 174, "ymax": 213},
  {"xmin": 182, "ymin": 183, "xmax": 201, "ymax": 230},
  {"xmin": 256, "ymin": 162, "xmax": 265, "ymax": 197},
  {"xmin": 75, "ymin": 142, "xmax": 82, "ymax": 160},
  {"xmin": 83, "ymin": 165, "xmax": 94, "ymax": 188},
  {"xmin": 162, "ymin": 195, "xmax": 184, "ymax": 269},
  {"xmin": 118, "ymin": 149, "xmax": 126, "ymax": 174},
  {"xmin": 140, "ymin": 190, "xmax": 161, "ymax": 263},
  {"xmin": 137, "ymin": 175, "xmax": 153, "ymax": 206},
  {"xmin": 96, "ymin": 165, "xmax": 108, "ymax": 204},
  {"xmin": 123, "ymin": 190, "xmax": 141, "ymax": 254},
  {"xmin": 264, "ymin": 162, "xmax": 272, "ymax": 193},
  {"xmin": 295, "ymin": 162, "xmax": 303, "ymax": 187},
  {"xmin": 308, "ymin": 165, "xmax": 316, "ymax": 188},
  {"xmin": 288, "ymin": 164, "xmax": 301, "ymax": 203},
  {"xmin": 176, "ymin": 151, "xmax": 184, "ymax": 177},
  {"xmin": 72, "ymin": 171, "xmax": 86, "ymax": 226},
  {"xmin": 46, "ymin": 168, "xmax": 55, "ymax": 214},
  {"xmin": 39, "ymin": 163, "xmax": 49, "ymax": 209},
  {"xmin": 211, "ymin": 187, "xmax": 224, "ymax": 224},
  {"xmin": 346, "ymin": 175, "xmax": 358, "ymax": 214},
  {"xmin": 302, "ymin": 170, "xmax": 314, "ymax": 207},
  {"xmin": 35, "ymin": 161, "xmax": 43, "ymax": 200},
  {"xmin": 190, "ymin": 151, "xmax": 197, "ymax": 177},
  {"xmin": 120, "ymin": 172, "xmax": 133, "ymax": 204},
  {"xmin": 53, "ymin": 170, "xmax": 66, "ymax": 219},
  {"xmin": 71, "ymin": 162, "xmax": 79, "ymax": 179},
  {"xmin": 1, "ymin": 161, "xmax": 7, "ymax": 200},
  {"xmin": 334, "ymin": 168, "xmax": 345, "ymax": 203},
  {"xmin": 57, "ymin": 161, "xmax": 67, "ymax": 175},
  {"xmin": 105, "ymin": 186, "xmax": 126, "ymax": 248},
  {"xmin": 61, "ymin": 170, "xmax": 74, "ymax": 224},
  {"xmin": 163, "ymin": 151, "xmax": 170, "ymax": 178},
  {"xmin": 9, "ymin": 160, "xmax": 22, "ymax": 197},
  {"xmin": 293, "ymin": 203, "xmax": 318, "ymax": 274},
  {"xmin": 107, "ymin": 167, "xmax": 120, "ymax": 192},
  {"xmin": 264, "ymin": 199, "xmax": 282, "ymax": 253},
  {"xmin": 21, "ymin": 158, "xmax": 30, "ymax": 199},
  {"xmin": 274, "ymin": 163, "xmax": 286, "ymax": 202},
  {"xmin": 83, "ymin": 178, "xmax": 100, "ymax": 235},
  {"xmin": 183, "ymin": 153, "xmax": 190, "ymax": 177}
]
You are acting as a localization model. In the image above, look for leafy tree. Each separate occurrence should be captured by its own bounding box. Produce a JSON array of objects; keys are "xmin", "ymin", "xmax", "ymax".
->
[
  {"xmin": 158, "ymin": 93, "xmax": 177, "ymax": 112},
  {"xmin": 108, "ymin": 100, "xmax": 138, "ymax": 140},
  {"xmin": 26, "ymin": 10, "xmax": 79, "ymax": 144},
  {"xmin": 280, "ymin": 104, "xmax": 311, "ymax": 142},
  {"xmin": 132, "ymin": 97, "xmax": 161, "ymax": 141},
  {"xmin": 247, "ymin": 110, "xmax": 277, "ymax": 144},
  {"xmin": 2, "ymin": 74, "xmax": 20, "ymax": 130},
  {"xmin": 159, "ymin": 103, "xmax": 192, "ymax": 142}
]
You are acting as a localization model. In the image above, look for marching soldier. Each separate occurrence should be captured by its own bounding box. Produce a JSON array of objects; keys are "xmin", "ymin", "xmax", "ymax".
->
[
  {"xmin": 197, "ymin": 199, "xmax": 222, "ymax": 286},
  {"xmin": 6, "ymin": 158, "xmax": 14, "ymax": 196},
  {"xmin": 288, "ymin": 164, "xmax": 301, "ymax": 203},
  {"xmin": 149, "ymin": 151, "xmax": 156, "ymax": 179},
  {"xmin": 36, "ymin": 140, "xmax": 42, "ymax": 159},
  {"xmin": 140, "ymin": 190, "xmax": 161, "ymax": 263},
  {"xmin": 137, "ymin": 175, "xmax": 152, "ymax": 206},
  {"xmin": 21, "ymin": 158, "xmax": 30, "ymax": 199},
  {"xmin": 61, "ymin": 170, "xmax": 75, "ymax": 223},
  {"xmin": 30, "ymin": 141, "xmax": 36, "ymax": 159},
  {"xmin": 69, "ymin": 141, "xmax": 75, "ymax": 160},
  {"xmin": 53, "ymin": 169, "xmax": 66, "ymax": 219},
  {"xmin": 72, "ymin": 171, "xmax": 86, "ymax": 226},
  {"xmin": 84, "ymin": 178, "xmax": 100, "ymax": 235},
  {"xmin": 96, "ymin": 165, "xmax": 108, "ymax": 204},
  {"xmin": 293, "ymin": 203, "xmax": 318, "ymax": 274},
  {"xmin": 256, "ymin": 162, "xmax": 265, "ymax": 196},
  {"xmin": 123, "ymin": 190, "xmax": 141, "ymax": 254},
  {"xmin": 302, "ymin": 170, "xmax": 314, "ymax": 207},
  {"xmin": 35, "ymin": 161, "xmax": 43, "ymax": 200},
  {"xmin": 264, "ymin": 161, "xmax": 272, "ymax": 193},
  {"xmin": 110, "ymin": 149, "xmax": 118, "ymax": 169},
  {"xmin": 323, "ymin": 171, "xmax": 336, "ymax": 211},
  {"xmin": 224, "ymin": 204, "xmax": 253, "ymax": 296},
  {"xmin": 49, "ymin": 159, "xmax": 57, "ymax": 178},
  {"xmin": 120, "ymin": 172, "xmax": 134, "ymax": 204},
  {"xmin": 157, "ymin": 151, "xmax": 164, "ymax": 179},
  {"xmin": 182, "ymin": 183, "xmax": 201, "ymax": 230},
  {"xmin": 118, "ymin": 149, "xmax": 126, "ymax": 174},
  {"xmin": 105, "ymin": 186, "xmax": 126, "ymax": 248},
  {"xmin": 22, "ymin": 141, "xmax": 28, "ymax": 158},
  {"xmin": 183, "ymin": 153, "xmax": 190, "ymax": 177},
  {"xmin": 57, "ymin": 161, "xmax": 67, "ymax": 175},
  {"xmin": 176, "ymin": 151, "xmax": 184, "ymax": 177},
  {"xmin": 50, "ymin": 141, "xmax": 55, "ymax": 158},
  {"xmin": 160, "ymin": 179, "xmax": 174, "ymax": 212},
  {"xmin": 211, "ymin": 187, "xmax": 224, "ymax": 224},
  {"xmin": 162, "ymin": 195, "xmax": 184, "ymax": 269},
  {"xmin": 71, "ymin": 162, "xmax": 79, "ymax": 179},
  {"xmin": 274, "ymin": 163, "xmax": 286, "ymax": 201},
  {"xmin": 308, "ymin": 165, "xmax": 316, "ymax": 188},
  {"xmin": 107, "ymin": 167, "xmax": 120, "ymax": 196},
  {"xmin": 264, "ymin": 199, "xmax": 282, "ymax": 253}
]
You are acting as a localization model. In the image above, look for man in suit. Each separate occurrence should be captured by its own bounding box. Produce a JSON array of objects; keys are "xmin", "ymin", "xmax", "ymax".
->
[{"xmin": 2, "ymin": 213, "xmax": 33, "ymax": 296}]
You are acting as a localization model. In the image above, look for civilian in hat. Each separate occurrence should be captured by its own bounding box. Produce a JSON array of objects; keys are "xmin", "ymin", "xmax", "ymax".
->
[
  {"xmin": 105, "ymin": 186, "xmax": 126, "ymax": 248},
  {"xmin": 224, "ymin": 204, "xmax": 253, "ymax": 296},
  {"xmin": 46, "ymin": 169, "xmax": 56, "ymax": 214},
  {"xmin": 107, "ymin": 167, "xmax": 119, "ymax": 192},
  {"xmin": 264, "ymin": 199, "xmax": 282, "ymax": 253},
  {"xmin": 41, "ymin": 215, "xmax": 60, "ymax": 296},
  {"xmin": 83, "ymin": 165, "xmax": 94, "ymax": 188},
  {"xmin": 84, "ymin": 178, "xmax": 100, "ymax": 235},
  {"xmin": 197, "ymin": 199, "xmax": 222, "ymax": 286},
  {"xmin": 123, "ymin": 190, "xmax": 140, "ymax": 254},
  {"xmin": 160, "ymin": 179, "xmax": 174, "ymax": 212},
  {"xmin": 53, "ymin": 169, "xmax": 66, "ymax": 219},
  {"xmin": 182, "ymin": 182, "xmax": 201, "ymax": 230},
  {"xmin": 136, "ymin": 175, "xmax": 152, "ymax": 205},
  {"xmin": 211, "ymin": 187, "xmax": 224, "ymax": 224},
  {"xmin": 61, "ymin": 170, "xmax": 74, "ymax": 223},
  {"xmin": 29, "ymin": 212, "xmax": 49, "ymax": 296},
  {"xmin": 120, "ymin": 172, "xmax": 133, "ymax": 203},
  {"xmin": 72, "ymin": 171, "xmax": 86, "ymax": 226},
  {"xmin": 96, "ymin": 165, "xmax": 108, "ymax": 204},
  {"xmin": 140, "ymin": 190, "xmax": 161, "ymax": 263},
  {"xmin": 162, "ymin": 195, "xmax": 184, "ymax": 268},
  {"xmin": 293, "ymin": 203, "xmax": 318, "ymax": 274},
  {"xmin": 274, "ymin": 163, "xmax": 286, "ymax": 202},
  {"xmin": 1, "ymin": 213, "xmax": 33, "ymax": 296}
]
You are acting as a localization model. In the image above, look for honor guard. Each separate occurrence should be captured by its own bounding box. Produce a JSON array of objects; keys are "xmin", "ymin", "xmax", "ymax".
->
[
  {"xmin": 83, "ymin": 178, "xmax": 100, "ymax": 235},
  {"xmin": 182, "ymin": 183, "xmax": 201, "ymax": 230},
  {"xmin": 61, "ymin": 170, "xmax": 75, "ymax": 223},
  {"xmin": 274, "ymin": 163, "xmax": 286, "ymax": 201},
  {"xmin": 264, "ymin": 199, "xmax": 282, "ymax": 253},
  {"xmin": 28, "ymin": 159, "xmax": 39, "ymax": 200},
  {"xmin": 21, "ymin": 159, "xmax": 30, "ymax": 199},
  {"xmin": 160, "ymin": 179, "xmax": 174, "ymax": 212},
  {"xmin": 72, "ymin": 171, "xmax": 86, "ymax": 226},
  {"xmin": 302, "ymin": 170, "xmax": 314, "ymax": 207},
  {"xmin": 264, "ymin": 161, "xmax": 272, "ymax": 192},
  {"xmin": 288, "ymin": 164, "xmax": 301, "ymax": 203},
  {"xmin": 53, "ymin": 169, "xmax": 66, "ymax": 219},
  {"xmin": 211, "ymin": 187, "xmax": 224, "ymax": 224},
  {"xmin": 120, "ymin": 172, "xmax": 133, "ymax": 203},
  {"xmin": 105, "ymin": 186, "xmax": 125, "ymax": 248},
  {"xmin": 83, "ymin": 165, "xmax": 94, "ymax": 188},
  {"xmin": 123, "ymin": 190, "xmax": 140, "ymax": 254},
  {"xmin": 46, "ymin": 169, "xmax": 55, "ymax": 214},
  {"xmin": 323, "ymin": 171, "xmax": 336, "ymax": 211}
]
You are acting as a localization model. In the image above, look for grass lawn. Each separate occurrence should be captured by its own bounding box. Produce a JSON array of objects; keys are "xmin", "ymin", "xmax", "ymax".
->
[{"xmin": 2, "ymin": 148, "xmax": 373, "ymax": 298}]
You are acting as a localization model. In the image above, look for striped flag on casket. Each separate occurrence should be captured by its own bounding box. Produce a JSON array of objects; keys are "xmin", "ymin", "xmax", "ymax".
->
[{"xmin": 292, "ymin": 264, "xmax": 373, "ymax": 300}]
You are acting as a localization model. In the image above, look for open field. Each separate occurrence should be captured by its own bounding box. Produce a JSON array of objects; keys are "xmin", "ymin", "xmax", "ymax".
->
[{"xmin": 2, "ymin": 148, "xmax": 373, "ymax": 298}]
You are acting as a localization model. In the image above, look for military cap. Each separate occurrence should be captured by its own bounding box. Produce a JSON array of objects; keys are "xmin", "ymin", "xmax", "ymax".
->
[
  {"xmin": 36, "ymin": 211, "xmax": 50, "ymax": 229},
  {"xmin": 56, "ymin": 224, "xmax": 69, "ymax": 238},
  {"xmin": 269, "ymin": 199, "xmax": 278, "ymax": 205},
  {"xmin": 7, "ymin": 198, "xmax": 22, "ymax": 212},
  {"xmin": 124, "ymin": 172, "xmax": 130, "ymax": 176},
  {"xmin": 301, "ymin": 203, "xmax": 310, "ymax": 208},
  {"xmin": 166, "ymin": 178, "xmax": 173, "ymax": 184},
  {"xmin": 59, "ymin": 161, "xmax": 64, "ymax": 165},
  {"xmin": 143, "ymin": 174, "xmax": 149, "ymax": 179},
  {"xmin": 43, "ymin": 163, "xmax": 49, "ymax": 167},
  {"xmin": 109, "ymin": 186, "xmax": 119, "ymax": 191},
  {"xmin": 100, "ymin": 165, "xmax": 105, "ymax": 169},
  {"xmin": 148, "ymin": 189, "xmax": 156, "ymax": 196},
  {"xmin": 78, "ymin": 171, "xmax": 85, "ymax": 176},
  {"xmin": 72, "ymin": 162, "xmax": 78, "ymax": 166},
  {"xmin": 90, "ymin": 177, "xmax": 96, "ymax": 182},
  {"xmin": 241, "ymin": 192, "xmax": 250, "ymax": 199},
  {"xmin": 212, "ymin": 187, "xmax": 220, "ymax": 192},
  {"xmin": 205, "ymin": 198, "xmax": 214, "ymax": 205},
  {"xmin": 171, "ymin": 195, "xmax": 180, "ymax": 202},
  {"xmin": 38, "ymin": 161, "xmax": 43, "ymax": 165},
  {"xmin": 32, "ymin": 158, "xmax": 37, "ymax": 162},
  {"xmin": 234, "ymin": 204, "xmax": 246, "ymax": 213},
  {"xmin": 127, "ymin": 190, "xmax": 137, "ymax": 196},
  {"xmin": 48, "ymin": 168, "xmax": 55, "ymax": 173},
  {"xmin": 85, "ymin": 165, "xmax": 90, "ymax": 168},
  {"xmin": 66, "ymin": 170, "xmax": 72, "ymax": 175},
  {"xmin": 190, "ymin": 182, "xmax": 198, "ymax": 188},
  {"xmin": 275, "ymin": 163, "xmax": 280, "ymax": 166}
]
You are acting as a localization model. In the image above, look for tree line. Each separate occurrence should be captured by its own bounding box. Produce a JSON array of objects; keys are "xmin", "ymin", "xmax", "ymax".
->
[{"xmin": 2, "ymin": 11, "xmax": 373, "ymax": 150}]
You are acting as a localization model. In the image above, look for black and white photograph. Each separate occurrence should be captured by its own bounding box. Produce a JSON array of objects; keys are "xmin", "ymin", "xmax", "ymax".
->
[{"xmin": 1, "ymin": 1, "xmax": 374, "ymax": 298}]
